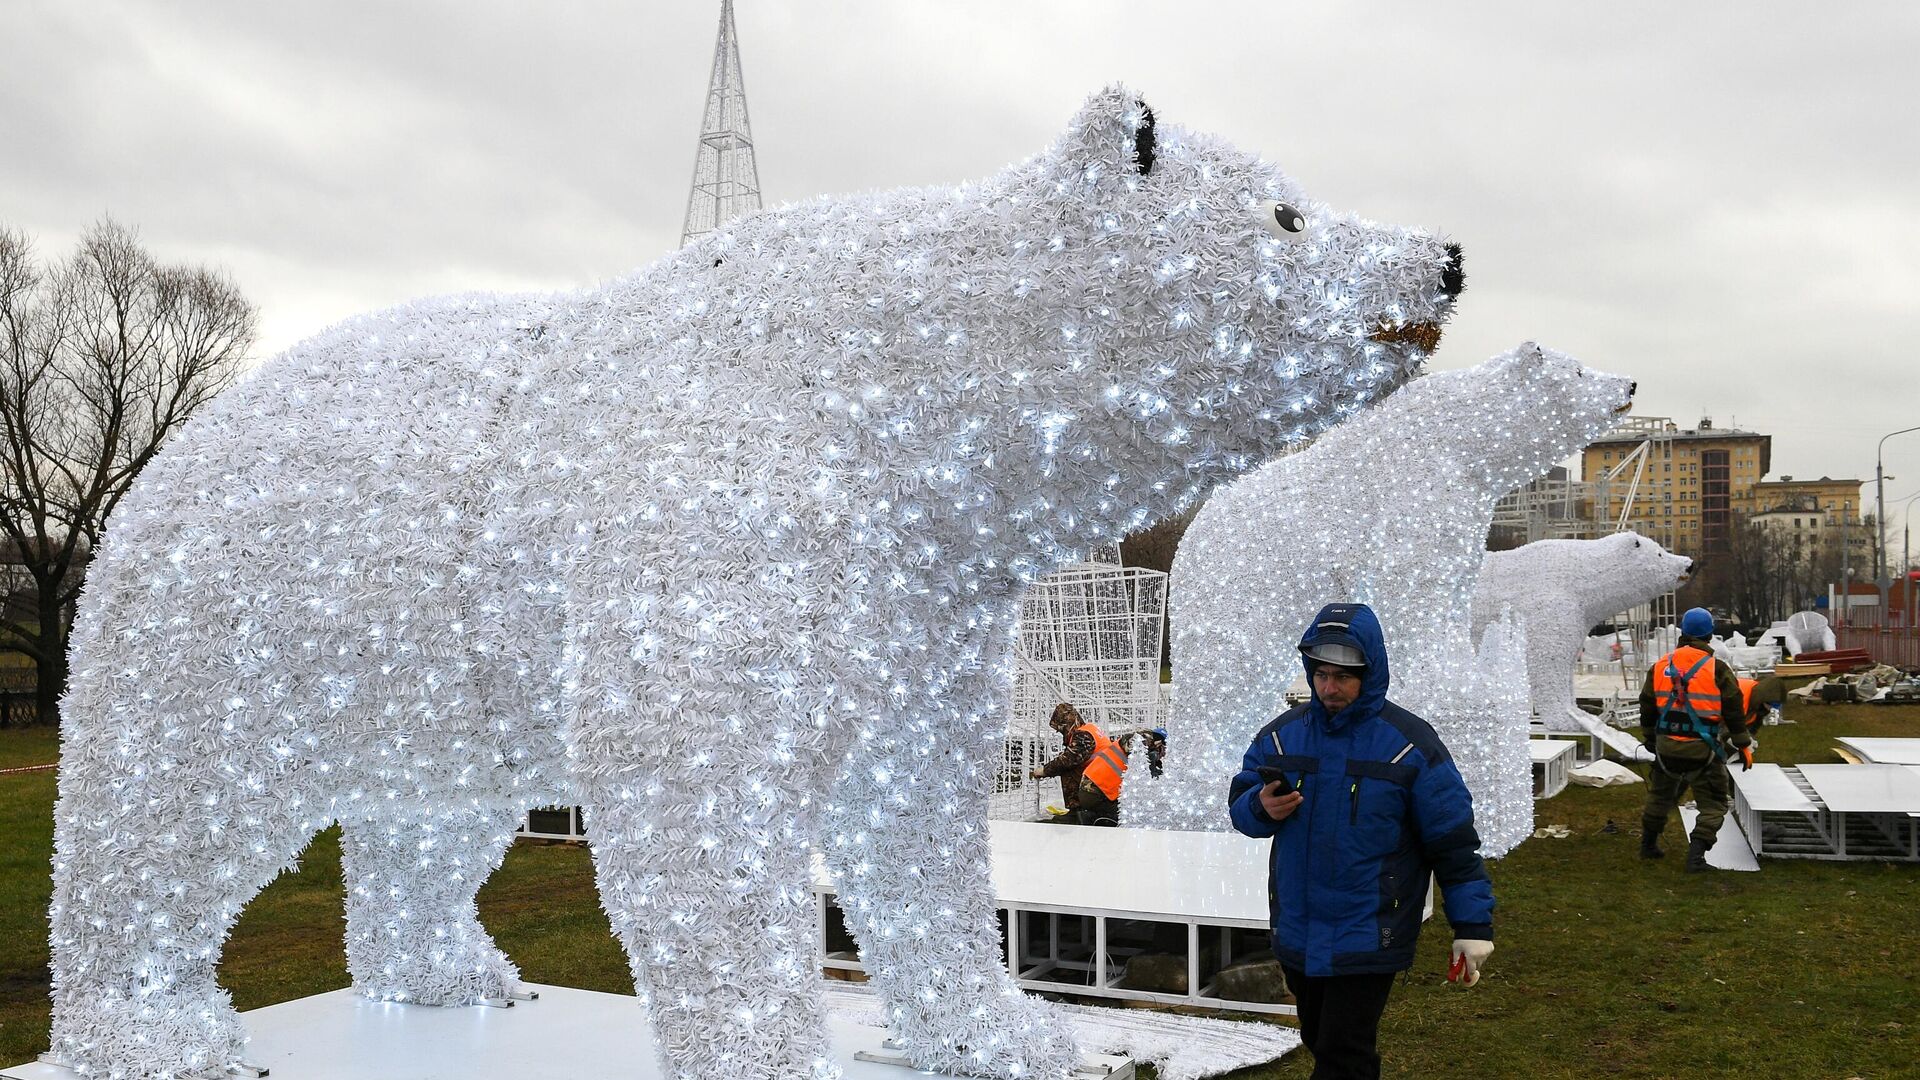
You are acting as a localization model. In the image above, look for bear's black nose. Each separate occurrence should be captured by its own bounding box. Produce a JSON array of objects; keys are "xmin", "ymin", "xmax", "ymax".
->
[
  {"xmin": 1628, "ymin": 381, "xmax": 1638, "ymax": 397},
  {"xmin": 1441, "ymin": 243, "xmax": 1465, "ymax": 301}
]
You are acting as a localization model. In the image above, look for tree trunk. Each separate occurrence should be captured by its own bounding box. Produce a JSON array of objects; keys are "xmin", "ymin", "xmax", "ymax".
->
[{"xmin": 34, "ymin": 589, "xmax": 67, "ymax": 727}]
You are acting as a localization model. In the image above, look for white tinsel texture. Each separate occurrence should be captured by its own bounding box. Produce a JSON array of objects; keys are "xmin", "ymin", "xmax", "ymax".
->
[
  {"xmin": 1472, "ymin": 532, "xmax": 1692, "ymax": 753},
  {"xmin": 1130, "ymin": 344, "xmax": 1635, "ymax": 857},
  {"xmin": 47, "ymin": 84, "xmax": 1461, "ymax": 1080}
]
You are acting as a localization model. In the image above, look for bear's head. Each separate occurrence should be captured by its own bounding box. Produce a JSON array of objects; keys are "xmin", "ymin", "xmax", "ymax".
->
[
  {"xmin": 1378, "ymin": 342, "xmax": 1634, "ymax": 495},
  {"xmin": 672, "ymin": 85, "xmax": 1464, "ymax": 575},
  {"xmin": 1583, "ymin": 531, "xmax": 1692, "ymax": 614},
  {"xmin": 977, "ymin": 86, "xmax": 1466, "ymax": 565}
]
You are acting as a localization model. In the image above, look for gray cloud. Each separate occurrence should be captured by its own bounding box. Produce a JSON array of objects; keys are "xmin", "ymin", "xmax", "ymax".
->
[{"xmin": 6, "ymin": 0, "xmax": 1919, "ymax": 548}]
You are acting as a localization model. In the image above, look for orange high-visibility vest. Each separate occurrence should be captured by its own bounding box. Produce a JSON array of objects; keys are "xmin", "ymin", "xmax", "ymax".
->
[
  {"xmin": 1652, "ymin": 645, "xmax": 1722, "ymax": 739},
  {"xmin": 1737, "ymin": 677, "xmax": 1758, "ymax": 721},
  {"xmin": 1075, "ymin": 723, "xmax": 1129, "ymax": 800}
]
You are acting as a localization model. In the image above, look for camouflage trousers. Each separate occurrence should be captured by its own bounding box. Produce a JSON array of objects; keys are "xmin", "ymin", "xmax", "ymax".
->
[{"xmin": 1643, "ymin": 747, "xmax": 1732, "ymax": 844}]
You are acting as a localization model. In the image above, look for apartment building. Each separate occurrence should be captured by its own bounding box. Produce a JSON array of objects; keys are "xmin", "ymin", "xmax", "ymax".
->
[{"xmin": 1579, "ymin": 417, "xmax": 1771, "ymax": 555}]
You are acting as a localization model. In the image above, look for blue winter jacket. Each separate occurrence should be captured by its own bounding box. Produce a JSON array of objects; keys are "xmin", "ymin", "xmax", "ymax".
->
[{"xmin": 1227, "ymin": 602, "xmax": 1494, "ymax": 976}]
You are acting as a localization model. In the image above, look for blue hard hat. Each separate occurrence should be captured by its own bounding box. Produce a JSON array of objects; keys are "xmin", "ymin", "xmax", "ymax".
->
[
  {"xmin": 1149, "ymin": 728, "xmax": 1168, "ymax": 742},
  {"xmin": 1680, "ymin": 607, "xmax": 1715, "ymax": 638}
]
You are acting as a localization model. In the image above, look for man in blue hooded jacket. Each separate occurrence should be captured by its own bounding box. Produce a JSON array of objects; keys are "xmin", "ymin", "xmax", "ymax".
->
[{"xmin": 1229, "ymin": 602, "xmax": 1496, "ymax": 1080}]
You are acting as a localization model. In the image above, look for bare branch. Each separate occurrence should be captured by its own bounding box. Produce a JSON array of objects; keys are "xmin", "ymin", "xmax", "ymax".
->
[{"xmin": 0, "ymin": 217, "xmax": 256, "ymax": 723}]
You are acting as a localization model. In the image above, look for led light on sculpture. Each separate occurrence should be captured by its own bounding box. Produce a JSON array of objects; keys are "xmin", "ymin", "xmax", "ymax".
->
[
  {"xmin": 1130, "ymin": 344, "xmax": 1634, "ymax": 856},
  {"xmin": 48, "ymin": 86, "xmax": 1463, "ymax": 1080},
  {"xmin": 1471, "ymin": 532, "xmax": 1692, "ymax": 760}
]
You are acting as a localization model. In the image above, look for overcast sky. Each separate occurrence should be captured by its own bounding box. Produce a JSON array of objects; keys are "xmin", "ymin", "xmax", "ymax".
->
[{"xmin": 8, "ymin": 2, "xmax": 1920, "ymax": 556}]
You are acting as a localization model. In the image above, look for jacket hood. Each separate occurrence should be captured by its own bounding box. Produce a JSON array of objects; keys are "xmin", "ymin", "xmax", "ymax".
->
[{"xmin": 1298, "ymin": 602, "xmax": 1391, "ymax": 731}]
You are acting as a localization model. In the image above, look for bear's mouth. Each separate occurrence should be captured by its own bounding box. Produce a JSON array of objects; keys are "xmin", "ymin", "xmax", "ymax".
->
[
  {"xmin": 1613, "ymin": 400, "xmax": 1635, "ymax": 415},
  {"xmin": 1367, "ymin": 320, "xmax": 1442, "ymax": 353}
]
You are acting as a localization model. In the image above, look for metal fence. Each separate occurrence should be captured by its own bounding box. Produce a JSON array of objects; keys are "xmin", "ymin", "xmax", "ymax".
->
[{"xmin": 1835, "ymin": 626, "xmax": 1920, "ymax": 669}]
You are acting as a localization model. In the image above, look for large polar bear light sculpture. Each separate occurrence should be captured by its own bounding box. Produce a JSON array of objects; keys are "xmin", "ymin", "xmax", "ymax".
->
[
  {"xmin": 1471, "ymin": 532, "xmax": 1692, "ymax": 760},
  {"xmin": 48, "ymin": 87, "xmax": 1466, "ymax": 1080},
  {"xmin": 1129, "ymin": 344, "xmax": 1633, "ymax": 854}
]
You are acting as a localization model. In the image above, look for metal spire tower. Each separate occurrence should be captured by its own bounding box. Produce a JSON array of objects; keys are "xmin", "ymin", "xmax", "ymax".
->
[{"xmin": 680, "ymin": 0, "xmax": 762, "ymax": 247}]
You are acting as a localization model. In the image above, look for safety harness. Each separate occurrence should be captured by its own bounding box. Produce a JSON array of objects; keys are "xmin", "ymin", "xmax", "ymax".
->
[{"xmin": 1655, "ymin": 650, "xmax": 1728, "ymax": 764}]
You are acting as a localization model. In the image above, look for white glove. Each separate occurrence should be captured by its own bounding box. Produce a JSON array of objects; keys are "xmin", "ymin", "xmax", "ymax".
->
[{"xmin": 1449, "ymin": 939, "xmax": 1494, "ymax": 987}]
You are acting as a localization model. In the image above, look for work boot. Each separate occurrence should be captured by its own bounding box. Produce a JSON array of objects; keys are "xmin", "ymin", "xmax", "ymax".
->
[
  {"xmin": 1639, "ymin": 816, "xmax": 1666, "ymax": 859},
  {"xmin": 1685, "ymin": 836, "xmax": 1713, "ymax": 873}
]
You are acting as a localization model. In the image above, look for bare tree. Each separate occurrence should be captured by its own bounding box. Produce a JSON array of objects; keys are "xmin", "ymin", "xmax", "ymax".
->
[{"xmin": 0, "ymin": 219, "xmax": 255, "ymax": 725}]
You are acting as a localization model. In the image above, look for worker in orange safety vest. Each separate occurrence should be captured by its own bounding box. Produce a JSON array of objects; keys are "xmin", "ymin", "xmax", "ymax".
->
[
  {"xmin": 1030, "ymin": 702, "xmax": 1128, "ymax": 826},
  {"xmin": 1638, "ymin": 608, "xmax": 1752, "ymax": 871}
]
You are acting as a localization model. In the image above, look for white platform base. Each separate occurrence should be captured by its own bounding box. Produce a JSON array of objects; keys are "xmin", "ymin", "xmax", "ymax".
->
[{"xmin": 4, "ymin": 984, "xmax": 1135, "ymax": 1080}]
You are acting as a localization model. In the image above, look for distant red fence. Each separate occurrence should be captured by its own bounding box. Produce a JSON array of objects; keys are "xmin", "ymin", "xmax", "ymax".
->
[{"xmin": 1835, "ymin": 626, "xmax": 1920, "ymax": 669}]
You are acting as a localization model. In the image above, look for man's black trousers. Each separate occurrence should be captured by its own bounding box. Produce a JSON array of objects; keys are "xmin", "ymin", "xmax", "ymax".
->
[{"xmin": 1281, "ymin": 966, "xmax": 1397, "ymax": 1080}]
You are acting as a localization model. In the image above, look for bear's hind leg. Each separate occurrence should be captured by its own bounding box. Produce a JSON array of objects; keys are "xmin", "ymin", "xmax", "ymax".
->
[{"xmin": 341, "ymin": 806, "xmax": 523, "ymax": 1005}]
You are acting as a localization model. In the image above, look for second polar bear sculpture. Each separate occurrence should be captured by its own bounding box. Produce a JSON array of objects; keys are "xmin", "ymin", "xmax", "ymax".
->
[
  {"xmin": 1472, "ymin": 532, "xmax": 1693, "ymax": 758},
  {"xmin": 1129, "ymin": 344, "xmax": 1634, "ymax": 854},
  {"xmin": 47, "ymin": 87, "xmax": 1466, "ymax": 1080}
]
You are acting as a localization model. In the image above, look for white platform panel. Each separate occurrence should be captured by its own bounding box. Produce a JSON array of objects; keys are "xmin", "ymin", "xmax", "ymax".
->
[
  {"xmin": 985, "ymin": 821, "xmax": 1272, "ymax": 925},
  {"xmin": 1835, "ymin": 737, "xmax": 1920, "ymax": 766},
  {"xmin": 1678, "ymin": 806, "xmax": 1759, "ymax": 871},
  {"xmin": 3, "ymin": 984, "xmax": 1136, "ymax": 1080},
  {"xmin": 1795, "ymin": 764, "xmax": 1920, "ymax": 815},
  {"xmin": 1732, "ymin": 764, "xmax": 1817, "ymax": 813}
]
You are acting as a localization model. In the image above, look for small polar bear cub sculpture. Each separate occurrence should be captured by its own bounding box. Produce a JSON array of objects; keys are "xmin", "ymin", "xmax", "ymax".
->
[
  {"xmin": 1472, "ymin": 532, "xmax": 1693, "ymax": 734},
  {"xmin": 48, "ymin": 86, "xmax": 1466, "ymax": 1080},
  {"xmin": 1133, "ymin": 344, "xmax": 1634, "ymax": 844}
]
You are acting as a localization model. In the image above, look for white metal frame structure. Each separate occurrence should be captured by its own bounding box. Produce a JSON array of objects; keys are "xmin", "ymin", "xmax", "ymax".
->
[
  {"xmin": 996, "ymin": 557, "xmax": 1168, "ymax": 821},
  {"xmin": 1734, "ymin": 763, "xmax": 1920, "ymax": 861},
  {"xmin": 813, "ymin": 822, "xmax": 1414, "ymax": 1017},
  {"xmin": 679, "ymin": 0, "xmax": 763, "ymax": 246},
  {"xmin": 1491, "ymin": 472, "xmax": 1595, "ymax": 544},
  {"xmin": 1529, "ymin": 739, "xmax": 1577, "ymax": 799},
  {"xmin": 515, "ymin": 806, "xmax": 588, "ymax": 843},
  {"xmin": 1530, "ymin": 724, "xmax": 1603, "ymax": 764}
]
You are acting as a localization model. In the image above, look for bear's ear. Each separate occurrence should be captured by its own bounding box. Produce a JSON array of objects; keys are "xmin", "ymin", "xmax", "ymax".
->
[
  {"xmin": 1489, "ymin": 340, "xmax": 1547, "ymax": 376},
  {"xmin": 1056, "ymin": 84, "xmax": 1157, "ymax": 187}
]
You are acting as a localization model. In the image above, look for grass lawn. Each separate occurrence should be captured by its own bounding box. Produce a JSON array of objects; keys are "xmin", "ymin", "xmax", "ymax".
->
[{"xmin": 3, "ymin": 703, "xmax": 1918, "ymax": 1077}]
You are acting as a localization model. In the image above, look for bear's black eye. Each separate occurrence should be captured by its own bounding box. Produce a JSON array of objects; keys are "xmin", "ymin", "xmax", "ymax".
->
[
  {"xmin": 1634, "ymin": 539, "xmax": 1642, "ymax": 547},
  {"xmin": 1133, "ymin": 104, "xmax": 1156, "ymax": 177},
  {"xmin": 1257, "ymin": 200, "xmax": 1308, "ymax": 240}
]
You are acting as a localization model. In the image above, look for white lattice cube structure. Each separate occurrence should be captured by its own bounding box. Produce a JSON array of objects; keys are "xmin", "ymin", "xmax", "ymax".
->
[{"xmin": 995, "ymin": 558, "xmax": 1167, "ymax": 821}]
